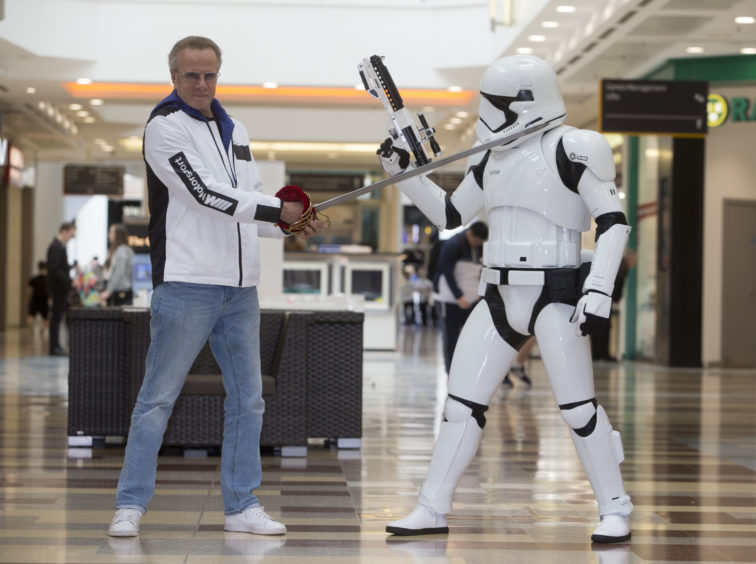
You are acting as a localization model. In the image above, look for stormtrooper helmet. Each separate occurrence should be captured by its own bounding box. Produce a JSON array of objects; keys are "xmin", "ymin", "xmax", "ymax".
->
[{"xmin": 475, "ymin": 55, "xmax": 566, "ymax": 149}]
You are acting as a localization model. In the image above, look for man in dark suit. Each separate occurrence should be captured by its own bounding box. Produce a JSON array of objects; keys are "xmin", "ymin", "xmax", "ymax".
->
[{"xmin": 46, "ymin": 222, "xmax": 76, "ymax": 356}]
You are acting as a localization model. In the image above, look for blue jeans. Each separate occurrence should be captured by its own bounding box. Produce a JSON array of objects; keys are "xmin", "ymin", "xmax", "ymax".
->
[{"xmin": 115, "ymin": 282, "xmax": 264, "ymax": 515}]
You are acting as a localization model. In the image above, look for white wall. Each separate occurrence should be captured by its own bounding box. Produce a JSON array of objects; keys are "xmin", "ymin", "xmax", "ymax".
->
[{"xmin": 702, "ymin": 86, "xmax": 756, "ymax": 365}]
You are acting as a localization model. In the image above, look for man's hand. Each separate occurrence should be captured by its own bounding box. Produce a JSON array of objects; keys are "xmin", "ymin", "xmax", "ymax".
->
[
  {"xmin": 280, "ymin": 201, "xmax": 304, "ymax": 226},
  {"xmin": 570, "ymin": 291, "xmax": 611, "ymax": 336},
  {"xmin": 296, "ymin": 218, "xmax": 324, "ymax": 239},
  {"xmin": 457, "ymin": 296, "xmax": 471, "ymax": 310},
  {"xmin": 377, "ymin": 137, "xmax": 410, "ymax": 175}
]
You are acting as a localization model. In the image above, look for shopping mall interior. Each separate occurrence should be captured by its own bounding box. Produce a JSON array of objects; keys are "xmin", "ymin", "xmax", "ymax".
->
[{"xmin": 0, "ymin": 0, "xmax": 755, "ymax": 562}]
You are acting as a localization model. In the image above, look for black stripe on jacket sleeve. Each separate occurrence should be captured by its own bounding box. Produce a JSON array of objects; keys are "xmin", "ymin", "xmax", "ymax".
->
[{"xmin": 169, "ymin": 152, "xmax": 239, "ymax": 216}]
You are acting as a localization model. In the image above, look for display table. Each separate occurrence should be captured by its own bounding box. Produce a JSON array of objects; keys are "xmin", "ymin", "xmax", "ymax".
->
[{"xmin": 67, "ymin": 306, "xmax": 364, "ymax": 452}]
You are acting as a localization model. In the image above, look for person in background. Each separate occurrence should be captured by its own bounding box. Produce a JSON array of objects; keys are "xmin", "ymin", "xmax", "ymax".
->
[
  {"xmin": 46, "ymin": 222, "xmax": 76, "ymax": 356},
  {"xmin": 415, "ymin": 266, "xmax": 435, "ymax": 327},
  {"xmin": 400, "ymin": 265, "xmax": 417, "ymax": 325},
  {"xmin": 27, "ymin": 261, "xmax": 49, "ymax": 336},
  {"xmin": 108, "ymin": 35, "xmax": 323, "ymax": 539},
  {"xmin": 90, "ymin": 256, "xmax": 105, "ymax": 292},
  {"xmin": 432, "ymin": 221, "xmax": 488, "ymax": 373},
  {"xmin": 100, "ymin": 223, "xmax": 135, "ymax": 306}
]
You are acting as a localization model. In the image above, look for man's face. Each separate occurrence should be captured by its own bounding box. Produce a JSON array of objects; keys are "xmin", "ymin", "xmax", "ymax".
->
[
  {"xmin": 171, "ymin": 47, "xmax": 219, "ymax": 117},
  {"xmin": 62, "ymin": 228, "xmax": 76, "ymax": 243}
]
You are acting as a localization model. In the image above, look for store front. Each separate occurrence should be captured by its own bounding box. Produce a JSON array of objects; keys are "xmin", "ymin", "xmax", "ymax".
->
[{"xmin": 624, "ymin": 55, "xmax": 756, "ymax": 368}]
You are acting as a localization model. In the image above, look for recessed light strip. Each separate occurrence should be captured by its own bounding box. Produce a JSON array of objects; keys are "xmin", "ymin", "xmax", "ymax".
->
[{"xmin": 62, "ymin": 82, "xmax": 475, "ymax": 106}]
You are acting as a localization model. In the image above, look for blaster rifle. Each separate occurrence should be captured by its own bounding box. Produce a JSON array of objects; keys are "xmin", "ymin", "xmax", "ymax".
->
[{"xmin": 358, "ymin": 55, "xmax": 442, "ymax": 166}]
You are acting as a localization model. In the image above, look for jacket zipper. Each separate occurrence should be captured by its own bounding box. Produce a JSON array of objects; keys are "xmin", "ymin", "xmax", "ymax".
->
[{"xmin": 206, "ymin": 120, "xmax": 243, "ymax": 285}]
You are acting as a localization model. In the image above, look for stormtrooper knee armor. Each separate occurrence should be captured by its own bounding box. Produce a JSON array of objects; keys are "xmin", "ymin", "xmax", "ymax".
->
[{"xmin": 560, "ymin": 399, "xmax": 633, "ymax": 542}]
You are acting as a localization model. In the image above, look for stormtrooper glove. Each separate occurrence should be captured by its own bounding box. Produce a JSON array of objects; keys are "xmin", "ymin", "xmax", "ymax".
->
[
  {"xmin": 377, "ymin": 137, "xmax": 411, "ymax": 175},
  {"xmin": 570, "ymin": 290, "xmax": 612, "ymax": 337}
]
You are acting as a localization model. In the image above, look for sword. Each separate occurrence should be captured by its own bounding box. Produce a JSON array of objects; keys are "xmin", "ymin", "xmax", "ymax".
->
[{"xmin": 313, "ymin": 118, "xmax": 559, "ymax": 213}]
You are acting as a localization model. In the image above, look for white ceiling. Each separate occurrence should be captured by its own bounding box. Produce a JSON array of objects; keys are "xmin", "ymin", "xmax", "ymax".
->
[{"xmin": 0, "ymin": 0, "xmax": 754, "ymax": 171}]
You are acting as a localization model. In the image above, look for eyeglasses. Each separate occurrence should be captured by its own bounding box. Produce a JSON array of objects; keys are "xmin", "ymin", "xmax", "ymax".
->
[{"xmin": 181, "ymin": 71, "xmax": 220, "ymax": 83}]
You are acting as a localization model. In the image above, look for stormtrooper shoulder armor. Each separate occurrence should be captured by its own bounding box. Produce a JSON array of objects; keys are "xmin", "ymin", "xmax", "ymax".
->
[{"xmin": 560, "ymin": 129, "xmax": 616, "ymax": 183}]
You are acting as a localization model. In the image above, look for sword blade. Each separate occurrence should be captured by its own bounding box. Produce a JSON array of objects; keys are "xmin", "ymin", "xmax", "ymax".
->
[{"xmin": 313, "ymin": 120, "xmax": 556, "ymax": 212}]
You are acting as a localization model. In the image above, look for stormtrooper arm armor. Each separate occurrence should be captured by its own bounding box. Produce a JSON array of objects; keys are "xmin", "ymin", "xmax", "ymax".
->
[
  {"xmin": 377, "ymin": 139, "xmax": 484, "ymax": 230},
  {"xmin": 560, "ymin": 129, "xmax": 631, "ymax": 334}
]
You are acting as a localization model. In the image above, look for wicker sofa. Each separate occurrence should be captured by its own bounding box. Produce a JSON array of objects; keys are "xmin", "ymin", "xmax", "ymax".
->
[{"xmin": 68, "ymin": 306, "xmax": 364, "ymax": 450}]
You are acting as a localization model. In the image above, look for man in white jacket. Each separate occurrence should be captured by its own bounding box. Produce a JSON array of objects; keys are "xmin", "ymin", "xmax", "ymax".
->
[{"xmin": 108, "ymin": 36, "xmax": 322, "ymax": 538}]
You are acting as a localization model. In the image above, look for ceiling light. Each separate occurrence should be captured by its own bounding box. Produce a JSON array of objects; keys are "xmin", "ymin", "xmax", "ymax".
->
[
  {"xmin": 76, "ymin": 78, "xmax": 92, "ymax": 85},
  {"xmin": 734, "ymin": 16, "xmax": 755, "ymax": 24},
  {"xmin": 64, "ymin": 82, "xmax": 474, "ymax": 107},
  {"xmin": 447, "ymin": 85, "xmax": 463, "ymax": 92},
  {"xmin": 90, "ymin": 99, "xmax": 104, "ymax": 106},
  {"xmin": 528, "ymin": 35, "xmax": 547, "ymax": 42},
  {"xmin": 450, "ymin": 117, "xmax": 463, "ymax": 124},
  {"xmin": 741, "ymin": 47, "xmax": 756, "ymax": 54},
  {"xmin": 516, "ymin": 47, "xmax": 534, "ymax": 54},
  {"xmin": 25, "ymin": 86, "xmax": 36, "ymax": 94},
  {"xmin": 69, "ymin": 103, "xmax": 83, "ymax": 110},
  {"xmin": 262, "ymin": 82, "xmax": 278, "ymax": 89},
  {"xmin": 77, "ymin": 110, "xmax": 90, "ymax": 117},
  {"xmin": 542, "ymin": 21, "xmax": 559, "ymax": 28},
  {"xmin": 686, "ymin": 46, "xmax": 704, "ymax": 54},
  {"xmin": 83, "ymin": 117, "xmax": 96, "ymax": 123},
  {"xmin": 556, "ymin": 5, "xmax": 576, "ymax": 13},
  {"xmin": 118, "ymin": 136, "xmax": 143, "ymax": 152},
  {"xmin": 455, "ymin": 111, "xmax": 470, "ymax": 118},
  {"xmin": 443, "ymin": 123, "xmax": 457, "ymax": 130}
]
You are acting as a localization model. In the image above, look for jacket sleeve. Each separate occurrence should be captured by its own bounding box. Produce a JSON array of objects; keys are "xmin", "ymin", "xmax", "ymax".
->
[{"xmin": 144, "ymin": 116, "xmax": 283, "ymax": 225}]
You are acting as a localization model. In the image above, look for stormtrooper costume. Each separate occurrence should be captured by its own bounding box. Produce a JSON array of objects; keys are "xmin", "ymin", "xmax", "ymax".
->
[{"xmin": 378, "ymin": 55, "xmax": 633, "ymax": 543}]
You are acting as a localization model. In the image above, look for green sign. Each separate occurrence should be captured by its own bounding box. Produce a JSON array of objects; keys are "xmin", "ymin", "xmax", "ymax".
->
[{"xmin": 707, "ymin": 93, "xmax": 756, "ymax": 127}]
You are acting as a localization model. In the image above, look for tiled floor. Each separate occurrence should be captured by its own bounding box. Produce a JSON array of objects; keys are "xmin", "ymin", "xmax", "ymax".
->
[{"xmin": 1, "ymin": 324, "xmax": 755, "ymax": 563}]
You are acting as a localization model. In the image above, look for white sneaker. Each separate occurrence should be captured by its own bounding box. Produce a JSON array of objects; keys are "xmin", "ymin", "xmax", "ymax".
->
[
  {"xmin": 385, "ymin": 504, "xmax": 448, "ymax": 536},
  {"xmin": 107, "ymin": 508, "xmax": 143, "ymax": 537},
  {"xmin": 591, "ymin": 514, "xmax": 631, "ymax": 543},
  {"xmin": 224, "ymin": 505, "xmax": 286, "ymax": 535}
]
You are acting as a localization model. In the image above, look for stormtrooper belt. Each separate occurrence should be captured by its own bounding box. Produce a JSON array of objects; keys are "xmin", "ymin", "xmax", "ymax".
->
[{"xmin": 481, "ymin": 267, "xmax": 582, "ymax": 289}]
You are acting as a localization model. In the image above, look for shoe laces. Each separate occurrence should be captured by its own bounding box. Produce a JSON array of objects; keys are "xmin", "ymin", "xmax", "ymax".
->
[
  {"xmin": 245, "ymin": 505, "xmax": 275, "ymax": 522},
  {"xmin": 113, "ymin": 508, "xmax": 141, "ymax": 525}
]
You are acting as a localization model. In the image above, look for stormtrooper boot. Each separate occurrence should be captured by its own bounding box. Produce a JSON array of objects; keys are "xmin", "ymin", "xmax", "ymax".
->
[{"xmin": 386, "ymin": 504, "xmax": 448, "ymax": 536}]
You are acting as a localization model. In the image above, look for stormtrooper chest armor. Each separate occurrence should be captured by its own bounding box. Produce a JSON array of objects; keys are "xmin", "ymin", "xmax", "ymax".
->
[{"xmin": 481, "ymin": 126, "xmax": 590, "ymax": 269}]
